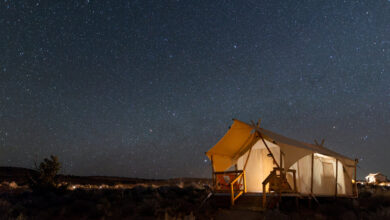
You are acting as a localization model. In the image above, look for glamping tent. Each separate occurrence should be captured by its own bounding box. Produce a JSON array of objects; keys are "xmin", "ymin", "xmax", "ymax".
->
[
  {"xmin": 365, "ymin": 173, "xmax": 387, "ymax": 184},
  {"xmin": 206, "ymin": 119, "xmax": 358, "ymax": 205}
]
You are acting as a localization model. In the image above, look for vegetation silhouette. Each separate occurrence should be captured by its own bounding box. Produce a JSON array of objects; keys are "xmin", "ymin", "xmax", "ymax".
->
[{"xmin": 29, "ymin": 155, "xmax": 63, "ymax": 192}]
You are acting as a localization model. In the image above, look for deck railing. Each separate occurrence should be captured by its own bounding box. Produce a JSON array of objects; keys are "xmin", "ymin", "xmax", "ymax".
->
[
  {"xmin": 262, "ymin": 167, "xmax": 297, "ymax": 208},
  {"xmin": 213, "ymin": 170, "xmax": 246, "ymax": 205}
]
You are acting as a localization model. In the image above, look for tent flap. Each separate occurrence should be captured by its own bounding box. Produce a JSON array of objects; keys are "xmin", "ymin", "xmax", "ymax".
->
[{"xmin": 206, "ymin": 120, "xmax": 254, "ymax": 171}]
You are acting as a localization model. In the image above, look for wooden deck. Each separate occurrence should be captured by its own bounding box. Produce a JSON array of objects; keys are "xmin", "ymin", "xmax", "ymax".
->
[
  {"xmin": 214, "ymin": 192, "xmax": 355, "ymax": 197},
  {"xmin": 211, "ymin": 192, "xmax": 356, "ymax": 210}
]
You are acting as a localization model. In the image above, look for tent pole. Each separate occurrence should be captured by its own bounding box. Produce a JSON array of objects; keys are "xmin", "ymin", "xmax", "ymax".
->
[
  {"xmin": 310, "ymin": 153, "xmax": 314, "ymax": 194},
  {"xmin": 250, "ymin": 121, "xmax": 280, "ymax": 168},
  {"xmin": 256, "ymin": 130, "xmax": 280, "ymax": 168},
  {"xmin": 238, "ymin": 144, "xmax": 254, "ymax": 189},
  {"xmin": 243, "ymin": 145, "xmax": 253, "ymax": 170},
  {"xmin": 335, "ymin": 159, "xmax": 338, "ymax": 197}
]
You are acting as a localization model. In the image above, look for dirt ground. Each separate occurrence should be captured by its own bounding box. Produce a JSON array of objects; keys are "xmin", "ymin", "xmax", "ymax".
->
[
  {"xmin": 1, "ymin": 167, "xmax": 390, "ymax": 219},
  {"xmin": 1, "ymin": 180, "xmax": 390, "ymax": 219}
]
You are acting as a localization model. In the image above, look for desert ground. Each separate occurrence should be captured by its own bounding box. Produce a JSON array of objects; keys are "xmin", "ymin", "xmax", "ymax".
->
[{"xmin": 1, "ymin": 167, "xmax": 390, "ymax": 219}]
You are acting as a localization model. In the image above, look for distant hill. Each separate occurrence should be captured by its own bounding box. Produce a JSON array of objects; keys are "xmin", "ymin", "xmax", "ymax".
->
[
  {"xmin": 0, "ymin": 167, "xmax": 38, "ymax": 184},
  {"xmin": 0, "ymin": 166, "xmax": 211, "ymax": 186}
]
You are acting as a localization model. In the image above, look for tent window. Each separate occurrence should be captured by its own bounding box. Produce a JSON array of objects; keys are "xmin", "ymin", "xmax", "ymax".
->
[{"xmin": 322, "ymin": 162, "xmax": 334, "ymax": 177}]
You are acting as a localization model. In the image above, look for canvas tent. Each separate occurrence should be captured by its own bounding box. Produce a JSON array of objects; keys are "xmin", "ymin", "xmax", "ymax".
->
[
  {"xmin": 206, "ymin": 119, "xmax": 358, "ymax": 202},
  {"xmin": 365, "ymin": 173, "xmax": 387, "ymax": 184}
]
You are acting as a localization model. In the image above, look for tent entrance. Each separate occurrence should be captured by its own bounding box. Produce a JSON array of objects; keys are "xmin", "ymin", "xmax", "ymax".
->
[{"xmin": 236, "ymin": 138, "xmax": 280, "ymax": 192}]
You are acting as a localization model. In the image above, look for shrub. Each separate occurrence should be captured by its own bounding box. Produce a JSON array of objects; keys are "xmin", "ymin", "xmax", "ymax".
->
[{"xmin": 29, "ymin": 155, "xmax": 61, "ymax": 191}]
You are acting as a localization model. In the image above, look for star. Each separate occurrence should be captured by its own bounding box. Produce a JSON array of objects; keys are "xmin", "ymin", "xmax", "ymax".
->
[{"xmin": 0, "ymin": 0, "xmax": 388, "ymax": 179}]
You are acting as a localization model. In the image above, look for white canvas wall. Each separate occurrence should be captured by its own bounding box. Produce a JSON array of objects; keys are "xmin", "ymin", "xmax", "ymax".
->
[
  {"xmin": 289, "ymin": 154, "xmax": 312, "ymax": 194},
  {"xmin": 288, "ymin": 153, "xmax": 353, "ymax": 196},
  {"xmin": 235, "ymin": 143, "xmax": 354, "ymax": 196},
  {"xmin": 236, "ymin": 139, "xmax": 280, "ymax": 192}
]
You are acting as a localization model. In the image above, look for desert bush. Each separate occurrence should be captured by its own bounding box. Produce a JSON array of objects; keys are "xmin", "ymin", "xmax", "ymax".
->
[{"xmin": 29, "ymin": 155, "xmax": 61, "ymax": 192}]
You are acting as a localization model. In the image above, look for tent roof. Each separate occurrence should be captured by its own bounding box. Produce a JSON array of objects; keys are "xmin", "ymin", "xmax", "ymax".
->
[
  {"xmin": 206, "ymin": 119, "xmax": 355, "ymax": 171},
  {"xmin": 258, "ymin": 124, "xmax": 354, "ymax": 162}
]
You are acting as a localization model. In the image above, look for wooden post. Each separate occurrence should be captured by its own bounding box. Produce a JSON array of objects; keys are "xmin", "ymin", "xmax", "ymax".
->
[
  {"xmin": 262, "ymin": 183, "xmax": 267, "ymax": 208},
  {"xmin": 293, "ymin": 170, "xmax": 297, "ymax": 192},
  {"xmin": 243, "ymin": 170, "xmax": 247, "ymax": 193},
  {"xmin": 238, "ymin": 146, "xmax": 254, "ymax": 188},
  {"xmin": 310, "ymin": 153, "xmax": 314, "ymax": 194},
  {"xmin": 211, "ymin": 155, "xmax": 215, "ymax": 189},
  {"xmin": 231, "ymin": 183, "xmax": 234, "ymax": 206},
  {"xmin": 280, "ymin": 150, "xmax": 283, "ymax": 170},
  {"xmin": 354, "ymin": 158, "xmax": 358, "ymax": 197},
  {"xmin": 335, "ymin": 159, "xmax": 338, "ymax": 197}
]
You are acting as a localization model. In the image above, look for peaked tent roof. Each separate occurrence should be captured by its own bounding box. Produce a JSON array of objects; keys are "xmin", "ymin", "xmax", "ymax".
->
[{"xmin": 206, "ymin": 119, "xmax": 355, "ymax": 172}]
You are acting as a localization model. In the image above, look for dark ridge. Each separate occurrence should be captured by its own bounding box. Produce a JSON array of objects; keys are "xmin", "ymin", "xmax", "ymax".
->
[{"xmin": 0, "ymin": 166, "xmax": 211, "ymax": 186}]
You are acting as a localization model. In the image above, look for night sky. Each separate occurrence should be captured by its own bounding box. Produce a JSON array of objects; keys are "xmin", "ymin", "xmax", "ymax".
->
[{"xmin": 1, "ymin": 0, "xmax": 389, "ymax": 179}]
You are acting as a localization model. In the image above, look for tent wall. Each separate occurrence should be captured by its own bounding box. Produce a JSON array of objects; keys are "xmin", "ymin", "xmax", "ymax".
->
[
  {"xmin": 286, "ymin": 153, "xmax": 354, "ymax": 196},
  {"xmin": 236, "ymin": 145, "xmax": 280, "ymax": 192},
  {"xmin": 289, "ymin": 154, "xmax": 312, "ymax": 194},
  {"xmin": 343, "ymin": 169, "xmax": 353, "ymax": 195},
  {"xmin": 312, "ymin": 154, "xmax": 336, "ymax": 195},
  {"xmin": 213, "ymin": 138, "xmax": 355, "ymax": 196},
  {"xmin": 278, "ymin": 143, "xmax": 312, "ymax": 171},
  {"xmin": 235, "ymin": 138, "xmax": 280, "ymax": 192}
]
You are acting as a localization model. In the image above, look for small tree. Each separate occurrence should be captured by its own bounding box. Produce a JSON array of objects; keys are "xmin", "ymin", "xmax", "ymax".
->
[{"xmin": 30, "ymin": 155, "xmax": 61, "ymax": 191}]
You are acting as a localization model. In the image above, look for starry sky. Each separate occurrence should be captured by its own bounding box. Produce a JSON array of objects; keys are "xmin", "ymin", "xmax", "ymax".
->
[{"xmin": 0, "ymin": 0, "xmax": 389, "ymax": 179}]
